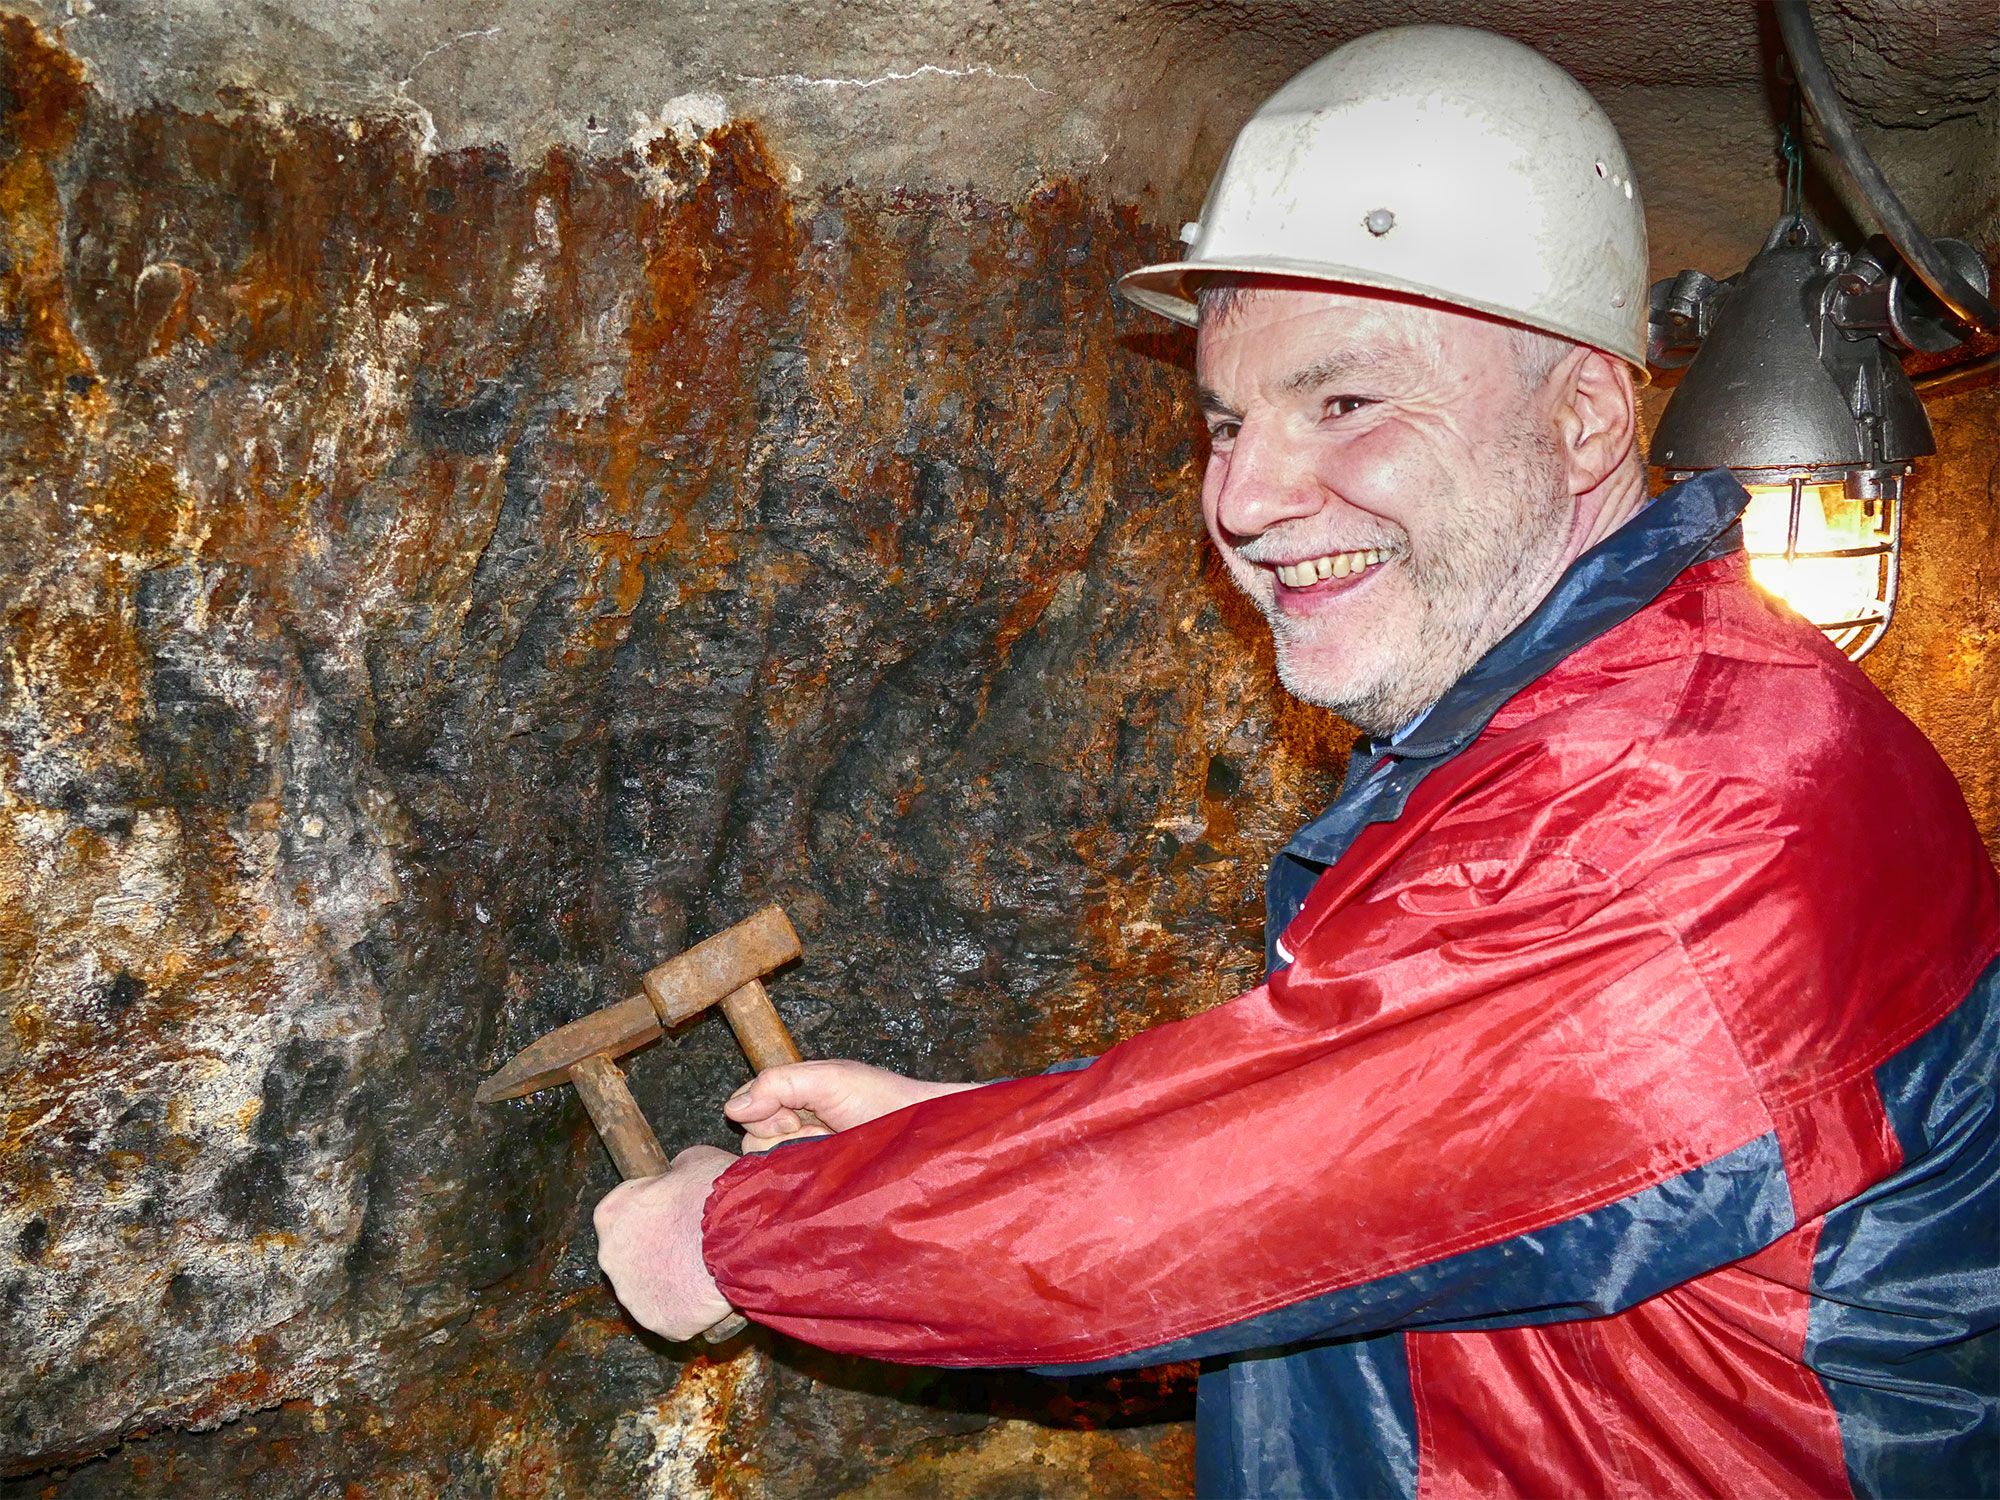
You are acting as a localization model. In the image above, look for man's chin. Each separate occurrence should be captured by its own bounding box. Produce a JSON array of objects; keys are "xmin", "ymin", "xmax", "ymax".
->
[{"xmin": 1272, "ymin": 648, "xmax": 1408, "ymax": 739}]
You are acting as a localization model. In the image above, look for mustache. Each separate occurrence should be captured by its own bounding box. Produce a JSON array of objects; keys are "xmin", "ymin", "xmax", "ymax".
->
[{"xmin": 1229, "ymin": 534, "xmax": 1403, "ymax": 565}]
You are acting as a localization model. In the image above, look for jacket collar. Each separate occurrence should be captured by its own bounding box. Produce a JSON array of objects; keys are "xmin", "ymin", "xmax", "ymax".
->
[{"xmin": 1281, "ymin": 467, "xmax": 1751, "ymax": 869}]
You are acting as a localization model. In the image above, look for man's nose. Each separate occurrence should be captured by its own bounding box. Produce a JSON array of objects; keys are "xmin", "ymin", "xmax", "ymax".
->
[{"xmin": 1210, "ymin": 423, "xmax": 1326, "ymax": 542}]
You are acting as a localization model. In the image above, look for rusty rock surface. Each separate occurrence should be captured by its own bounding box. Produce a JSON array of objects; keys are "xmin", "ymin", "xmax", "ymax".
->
[
  {"xmin": 10, "ymin": 0, "xmax": 1998, "ymax": 233},
  {"xmin": 0, "ymin": 11, "xmax": 1324, "ymax": 1493},
  {"xmin": 3, "ymin": 7, "xmax": 1998, "ymax": 1497},
  {"xmin": 1859, "ymin": 377, "xmax": 2000, "ymax": 851}
]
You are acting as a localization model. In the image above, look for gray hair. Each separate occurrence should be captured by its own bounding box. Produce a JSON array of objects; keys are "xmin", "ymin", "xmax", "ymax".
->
[{"xmin": 1193, "ymin": 274, "xmax": 1573, "ymax": 394}]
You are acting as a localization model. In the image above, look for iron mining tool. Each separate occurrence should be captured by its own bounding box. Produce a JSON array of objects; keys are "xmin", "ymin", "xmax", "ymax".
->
[{"xmin": 477, "ymin": 904, "xmax": 812, "ymax": 1342}]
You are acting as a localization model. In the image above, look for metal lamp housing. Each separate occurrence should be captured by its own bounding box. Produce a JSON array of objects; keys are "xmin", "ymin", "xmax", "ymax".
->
[
  {"xmin": 1646, "ymin": 217, "xmax": 1985, "ymax": 659},
  {"xmin": 1650, "ymin": 218, "xmax": 1936, "ymax": 481}
]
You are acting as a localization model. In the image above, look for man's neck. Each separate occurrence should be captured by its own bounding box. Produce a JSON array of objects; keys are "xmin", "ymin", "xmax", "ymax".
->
[
  {"xmin": 1565, "ymin": 454, "xmax": 1650, "ymax": 562},
  {"xmin": 1374, "ymin": 455, "xmax": 1655, "ymax": 748}
]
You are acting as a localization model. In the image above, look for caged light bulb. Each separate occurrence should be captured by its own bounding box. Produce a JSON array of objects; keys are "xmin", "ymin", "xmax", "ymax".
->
[{"xmin": 1738, "ymin": 477, "xmax": 1899, "ymax": 659}]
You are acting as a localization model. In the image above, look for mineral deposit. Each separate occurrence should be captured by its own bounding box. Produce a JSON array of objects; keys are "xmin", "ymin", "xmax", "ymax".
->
[{"xmin": 0, "ymin": 11, "xmax": 1328, "ymax": 1493}]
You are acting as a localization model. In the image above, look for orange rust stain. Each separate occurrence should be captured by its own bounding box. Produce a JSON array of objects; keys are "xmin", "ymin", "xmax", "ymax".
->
[
  {"xmin": 832, "ymin": 1414, "xmax": 1196, "ymax": 1500},
  {"xmin": 19, "ymin": 602, "xmax": 148, "ymax": 742},
  {"xmin": 0, "ymin": 15, "xmax": 92, "ymax": 398},
  {"xmin": 96, "ymin": 458, "xmax": 185, "ymax": 556},
  {"xmin": 0, "ymin": 13, "xmax": 85, "ymax": 157},
  {"xmin": 133, "ymin": 261, "xmax": 201, "ymax": 357},
  {"xmin": 602, "ymin": 126, "xmax": 800, "ymax": 552},
  {"xmin": 180, "ymin": 1350, "xmax": 284, "ymax": 1428},
  {"xmin": 5, "ymin": 999, "xmax": 48, "ymax": 1057}
]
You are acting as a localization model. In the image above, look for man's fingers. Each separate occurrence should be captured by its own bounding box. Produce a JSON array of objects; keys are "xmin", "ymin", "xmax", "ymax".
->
[
  {"xmin": 723, "ymin": 1061, "xmax": 852, "ymax": 1127},
  {"xmin": 722, "ymin": 1065, "xmax": 803, "ymax": 1123},
  {"xmin": 721, "ymin": 1059, "xmax": 967, "ymax": 1139},
  {"xmin": 741, "ymin": 1106, "xmax": 805, "ymax": 1139}
]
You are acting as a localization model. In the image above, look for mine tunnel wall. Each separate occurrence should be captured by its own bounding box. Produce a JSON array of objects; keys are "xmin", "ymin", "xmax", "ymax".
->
[{"xmin": 1, "ymin": 7, "xmax": 1996, "ymax": 1496}]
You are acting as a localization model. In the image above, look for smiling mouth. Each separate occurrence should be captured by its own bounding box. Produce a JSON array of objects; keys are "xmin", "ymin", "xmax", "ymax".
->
[{"xmin": 1270, "ymin": 547, "xmax": 1390, "ymax": 591}]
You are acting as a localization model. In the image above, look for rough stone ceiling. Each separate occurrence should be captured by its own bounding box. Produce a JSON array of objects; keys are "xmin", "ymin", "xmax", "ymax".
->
[
  {"xmin": 24, "ymin": 1, "xmax": 2000, "ymax": 220},
  {"xmin": 1158, "ymin": 1, "xmax": 1999, "ymax": 111}
]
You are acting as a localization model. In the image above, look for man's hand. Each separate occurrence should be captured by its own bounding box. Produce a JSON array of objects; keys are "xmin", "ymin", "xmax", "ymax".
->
[
  {"xmin": 593, "ymin": 1145, "xmax": 737, "ymax": 1341},
  {"xmin": 724, "ymin": 1060, "xmax": 981, "ymax": 1153}
]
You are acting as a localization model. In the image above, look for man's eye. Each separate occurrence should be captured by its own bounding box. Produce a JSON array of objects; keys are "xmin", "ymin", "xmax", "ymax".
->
[
  {"xmin": 1324, "ymin": 396, "xmax": 1373, "ymax": 419},
  {"xmin": 1207, "ymin": 420, "xmax": 1241, "ymax": 445}
]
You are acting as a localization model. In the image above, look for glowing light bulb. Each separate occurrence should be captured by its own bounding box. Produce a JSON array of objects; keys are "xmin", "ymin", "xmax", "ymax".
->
[{"xmin": 1739, "ymin": 478, "xmax": 1897, "ymax": 658}]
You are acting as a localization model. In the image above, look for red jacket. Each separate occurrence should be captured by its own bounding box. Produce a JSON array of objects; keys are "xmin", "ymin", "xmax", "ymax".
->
[{"xmin": 702, "ymin": 472, "xmax": 2000, "ymax": 1498}]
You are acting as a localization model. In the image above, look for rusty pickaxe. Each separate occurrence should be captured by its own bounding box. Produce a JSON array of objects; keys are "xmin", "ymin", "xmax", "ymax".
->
[{"xmin": 476, "ymin": 904, "xmax": 811, "ymax": 1341}]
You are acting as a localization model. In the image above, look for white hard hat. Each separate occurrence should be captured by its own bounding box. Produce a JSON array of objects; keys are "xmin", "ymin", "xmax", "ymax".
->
[{"xmin": 1120, "ymin": 26, "xmax": 1650, "ymax": 372}]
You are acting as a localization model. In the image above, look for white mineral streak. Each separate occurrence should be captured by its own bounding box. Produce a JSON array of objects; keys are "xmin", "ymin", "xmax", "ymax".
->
[
  {"xmin": 627, "ymin": 92, "xmax": 732, "ymax": 201},
  {"xmin": 389, "ymin": 25, "xmax": 502, "ymax": 157},
  {"xmin": 727, "ymin": 63, "xmax": 1046, "ymax": 94},
  {"xmin": 509, "ymin": 261, "xmax": 546, "ymax": 312},
  {"xmin": 324, "ymin": 272, "xmax": 425, "ymax": 477},
  {"xmin": 532, "ymin": 195, "xmax": 561, "ymax": 252},
  {"xmin": 619, "ymin": 1351, "xmax": 772, "ymax": 1499},
  {"xmin": 398, "ymin": 25, "xmax": 502, "ymax": 90}
]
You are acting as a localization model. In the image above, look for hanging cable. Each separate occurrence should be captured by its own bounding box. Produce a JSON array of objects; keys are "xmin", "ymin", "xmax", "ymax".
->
[
  {"xmin": 1773, "ymin": 0, "xmax": 1997, "ymax": 332},
  {"xmin": 1779, "ymin": 72, "xmax": 1805, "ymax": 225}
]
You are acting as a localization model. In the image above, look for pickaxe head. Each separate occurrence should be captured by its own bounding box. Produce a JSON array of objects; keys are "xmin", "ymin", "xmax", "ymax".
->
[
  {"xmin": 475, "ymin": 904, "xmax": 803, "ymax": 1105},
  {"xmin": 474, "ymin": 994, "xmax": 661, "ymax": 1104}
]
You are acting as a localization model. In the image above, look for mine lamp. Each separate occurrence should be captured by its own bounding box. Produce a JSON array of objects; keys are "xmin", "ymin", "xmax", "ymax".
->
[
  {"xmin": 1646, "ymin": 0, "xmax": 1997, "ymax": 661},
  {"xmin": 1647, "ymin": 216, "xmax": 1988, "ymax": 658}
]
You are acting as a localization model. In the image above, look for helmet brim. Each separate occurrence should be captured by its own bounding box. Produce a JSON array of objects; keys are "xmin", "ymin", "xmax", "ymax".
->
[{"xmin": 1118, "ymin": 257, "xmax": 1651, "ymax": 383}]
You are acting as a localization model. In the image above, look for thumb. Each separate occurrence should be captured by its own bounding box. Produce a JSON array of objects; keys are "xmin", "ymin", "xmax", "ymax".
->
[{"xmin": 723, "ymin": 1063, "xmax": 827, "ymax": 1125}]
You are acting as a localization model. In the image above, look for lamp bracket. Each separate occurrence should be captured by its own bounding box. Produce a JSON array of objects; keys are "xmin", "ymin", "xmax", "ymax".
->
[
  {"xmin": 1650, "ymin": 230, "xmax": 1991, "ymax": 369},
  {"xmin": 1646, "ymin": 212, "xmax": 1937, "ymax": 476}
]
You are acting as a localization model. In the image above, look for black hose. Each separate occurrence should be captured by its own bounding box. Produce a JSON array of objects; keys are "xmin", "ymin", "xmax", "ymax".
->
[
  {"xmin": 1913, "ymin": 350, "xmax": 2000, "ymax": 397},
  {"xmin": 1774, "ymin": 0, "xmax": 1999, "ymax": 333}
]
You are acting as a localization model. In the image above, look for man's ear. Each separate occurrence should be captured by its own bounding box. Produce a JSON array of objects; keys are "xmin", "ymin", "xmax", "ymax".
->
[{"xmin": 1551, "ymin": 348, "xmax": 1639, "ymax": 495}]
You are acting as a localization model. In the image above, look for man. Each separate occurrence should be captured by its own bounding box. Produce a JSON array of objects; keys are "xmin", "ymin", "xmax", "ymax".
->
[{"xmin": 596, "ymin": 27, "xmax": 2000, "ymax": 1498}]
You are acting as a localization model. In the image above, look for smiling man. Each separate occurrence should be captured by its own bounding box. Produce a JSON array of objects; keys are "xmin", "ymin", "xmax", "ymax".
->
[
  {"xmin": 1191, "ymin": 290, "xmax": 1638, "ymax": 737},
  {"xmin": 594, "ymin": 27, "xmax": 2000, "ymax": 1499}
]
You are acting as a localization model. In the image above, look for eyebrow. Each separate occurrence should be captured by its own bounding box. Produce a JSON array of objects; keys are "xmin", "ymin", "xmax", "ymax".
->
[
  {"xmin": 1196, "ymin": 348, "xmax": 1429, "ymax": 417},
  {"xmin": 1282, "ymin": 349, "xmax": 1427, "ymax": 393},
  {"xmin": 1195, "ymin": 385, "xmax": 1238, "ymax": 418}
]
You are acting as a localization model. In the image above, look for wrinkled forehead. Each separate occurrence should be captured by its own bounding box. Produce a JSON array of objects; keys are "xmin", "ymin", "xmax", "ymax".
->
[{"xmin": 1193, "ymin": 281, "xmax": 1469, "ymax": 388}]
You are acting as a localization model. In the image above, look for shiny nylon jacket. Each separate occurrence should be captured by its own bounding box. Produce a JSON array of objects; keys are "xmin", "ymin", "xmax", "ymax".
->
[{"xmin": 703, "ymin": 471, "xmax": 2000, "ymax": 1498}]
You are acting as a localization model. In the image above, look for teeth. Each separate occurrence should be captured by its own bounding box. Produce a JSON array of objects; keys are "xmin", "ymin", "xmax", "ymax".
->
[{"xmin": 1275, "ymin": 549, "xmax": 1389, "ymax": 588}]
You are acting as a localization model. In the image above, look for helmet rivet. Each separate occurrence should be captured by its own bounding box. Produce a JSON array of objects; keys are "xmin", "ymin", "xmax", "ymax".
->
[{"xmin": 1364, "ymin": 208, "xmax": 1396, "ymax": 236}]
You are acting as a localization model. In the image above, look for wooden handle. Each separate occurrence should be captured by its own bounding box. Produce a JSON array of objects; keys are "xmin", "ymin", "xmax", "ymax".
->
[
  {"xmin": 569, "ymin": 1053, "xmax": 747, "ymax": 1345},
  {"xmin": 718, "ymin": 980, "xmax": 823, "ymax": 1131},
  {"xmin": 718, "ymin": 979, "xmax": 804, "ymax": 1072},
  {"xmin": 569, "ymin": 1053, "xmax": 671, "ymax": 1178}
]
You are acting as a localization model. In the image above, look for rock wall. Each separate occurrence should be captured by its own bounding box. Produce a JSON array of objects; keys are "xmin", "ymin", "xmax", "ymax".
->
[
  {"xmin": 2, "ymin": 5, "xmax": 1996, "ymax": 1497},
  {"xmin": 0, "ymin": 12, "xmax": 1332, "ymax": 1493}
]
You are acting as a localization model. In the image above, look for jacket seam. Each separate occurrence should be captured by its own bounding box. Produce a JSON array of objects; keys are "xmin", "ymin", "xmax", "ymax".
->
[
  {"xmin": 1549, "ymin": 642, "xmax": 1778, "ymax": 1136},
  {"xmin": 1407, "ymin": 1330, "xmax": 1435, "ymax": 1500},
  {"xmin": 1760, "ymin": 934, "xmax": 2000, "ymax": 1111},
  {"xmin": 934, "ymin": 1128, "xmax": 1779, "ymax": 1366}
]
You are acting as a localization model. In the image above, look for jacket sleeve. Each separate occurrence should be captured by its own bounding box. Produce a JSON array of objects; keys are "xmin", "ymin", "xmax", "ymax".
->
[{"xmin": 699, "ymin": 837, "xmax": 1792, "ymax": 1370}]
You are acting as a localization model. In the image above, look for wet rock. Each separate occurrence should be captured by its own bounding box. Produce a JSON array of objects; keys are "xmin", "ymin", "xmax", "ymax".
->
[{"xmin": 0, "ymin": 13, "xmax": 1319, "ymax": 1494}]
